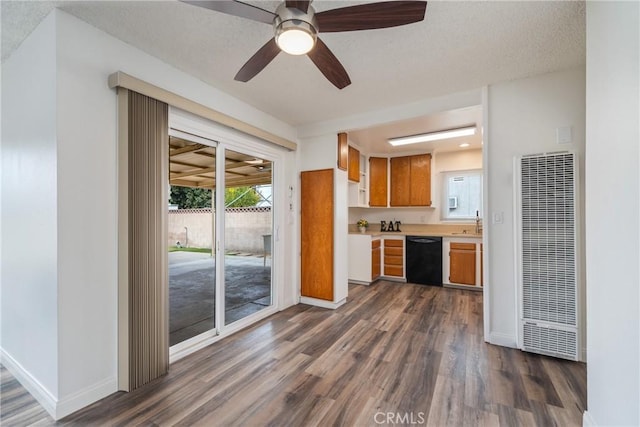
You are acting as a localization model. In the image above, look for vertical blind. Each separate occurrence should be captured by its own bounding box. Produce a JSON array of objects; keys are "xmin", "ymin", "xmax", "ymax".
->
[{"xmin": 128, "ymin": 91, "xmax": 169, "ymax": 389}]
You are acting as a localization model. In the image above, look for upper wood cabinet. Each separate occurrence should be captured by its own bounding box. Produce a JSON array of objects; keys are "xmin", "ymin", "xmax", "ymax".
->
[
  {"xmin": 337, "ymin": 132, "xmax": 348, "ymax": 171},
  {"xmin": 409, "ymin": 154, "xmax": 431, "ymax": 206},
  {"xmin": 390, "ymin": 156, "xmax": 411, "ymax": 206},
  {"xmin": 348, "ymin": 145, "xmax": 360, "ymax": 182},
  {"xmin": 369, "ymin": 157, "xmax": 388, "ymax": 207},
  {"xmin": 390, "ymin": 154, "xmax": 431, "ymax": 207}
]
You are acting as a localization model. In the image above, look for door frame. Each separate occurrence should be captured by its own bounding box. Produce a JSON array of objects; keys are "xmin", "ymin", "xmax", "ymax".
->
[{"xmin": 168, "ymin": 107, "xmax": 285, "ymax": 362}]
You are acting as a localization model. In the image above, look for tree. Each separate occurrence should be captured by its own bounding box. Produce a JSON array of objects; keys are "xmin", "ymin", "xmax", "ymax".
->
[
  {"xmin": 169, "ymin": 185, "xmax": 260, "ymax": 209},
  {"xmin": 224, "ymin": 186, "xmax": 260, "ymax": 207},
  {"xmin": 169, "ymin": 186, "xmax": 211, "ymax": 209}
]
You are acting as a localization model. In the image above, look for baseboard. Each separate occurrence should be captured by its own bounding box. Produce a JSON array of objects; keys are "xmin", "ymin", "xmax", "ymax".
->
[
  {"xmin": 300, "ymin": 296, "xmax": 346, "ymax": 310},
  {"xmin": 583, "ymin": 410, "xmax": 597, "ymax": 426},
  {"xmin": 486, "ymin": 332, "xmax": 518, "ymax": 348},
  {"xmin": 348, "ymin": 279, "xmax": 372, "ymax": 286},
  {"xmin": 1, "ymin": 347, "xmax": 117, "ymax": 420},
  {"xmin": 443, "ymin": 283, "xmax": 483, "ymax": 292},
  {"xmin": 56, "ymin": 376, "xmax": 117, "ymax": 420},
  {"xmin": 0, "ymin": 347, "xmax": 57, "ymax": 419}
]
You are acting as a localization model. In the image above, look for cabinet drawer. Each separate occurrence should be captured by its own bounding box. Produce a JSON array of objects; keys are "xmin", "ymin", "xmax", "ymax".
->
[
  {"xmin": 372, "ymin": 239, "xmax": 381, "ymax": 249},
  {"xmin": 384, "ymin": 247, "xmax": 403, "ymax": 256},
  {"xmin": 384, "ymin": 265, "xmax": 403, "ymax": 277},
  {"xmin": 384, "ymin": 255, "xmax": 403, "ymax": 265},
  {"xmin": 451, "ymin": 242, "xmax": 476, "ymax": 251},
  {"xmin": 384, "ymin": 239, "xmax": 403, "ymax": 248}
]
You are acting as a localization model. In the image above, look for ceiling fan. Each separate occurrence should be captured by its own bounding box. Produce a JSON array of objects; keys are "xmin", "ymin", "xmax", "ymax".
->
[{"xmin": 181, "ymin": 0, "xmax": 428, "ymax": 89}]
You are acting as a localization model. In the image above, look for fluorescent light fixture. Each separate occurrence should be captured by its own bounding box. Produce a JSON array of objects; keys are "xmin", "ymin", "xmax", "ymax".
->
[
  {"xmin": 459, "ymin": 143, "xmax": 470, "ymax": 148},
  {"xmin": 388, "ymin": 126, "xmax": 476, "ymax": 146}
]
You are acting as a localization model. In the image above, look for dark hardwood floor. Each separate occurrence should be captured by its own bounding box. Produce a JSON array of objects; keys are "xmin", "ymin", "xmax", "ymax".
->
[{"xmin": 1, "ymin": 281, "xmax": 586, "ymax": 426}]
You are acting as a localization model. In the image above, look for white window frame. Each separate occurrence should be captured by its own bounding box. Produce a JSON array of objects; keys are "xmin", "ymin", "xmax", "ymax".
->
[{"xmin": 441, "ymin": 169, "xmax": 483, "ymax": 221}]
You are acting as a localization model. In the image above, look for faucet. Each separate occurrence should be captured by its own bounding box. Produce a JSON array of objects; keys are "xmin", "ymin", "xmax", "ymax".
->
[{"xmin": 475, "ymin": 211, "xmax": 482, "ymax": 235}]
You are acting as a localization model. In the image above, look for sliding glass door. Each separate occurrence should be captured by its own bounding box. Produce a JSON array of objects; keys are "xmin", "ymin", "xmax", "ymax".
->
[
  {"xmin": 168, "ymin": 136, "xmax": 217, "ymax": 346},
  {"xmin": 168, "ymin": 125, "xmax": 276, "ymax": 351},
  {"xmin": 223, "ymin": 149, "xmax": 273, "ymax": 325}
]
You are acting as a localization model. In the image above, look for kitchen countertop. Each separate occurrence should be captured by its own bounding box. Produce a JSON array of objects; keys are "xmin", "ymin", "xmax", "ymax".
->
[
  {"xmin": 349, "ymin": 224, "xmax": 482, "ymax": 238},
  {"xmin": 350, "ymin": 230, "xmax": 482, "ymax": 238}
]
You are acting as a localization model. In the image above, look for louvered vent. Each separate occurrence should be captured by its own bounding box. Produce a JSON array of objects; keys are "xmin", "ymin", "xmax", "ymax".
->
[
  {"xmin": 517, "ymin": 152, "xmax": 579, "ymax": 361},
  {"xmin": 523, "ymin": 322, "xmax": 577, "ymax": 359}
]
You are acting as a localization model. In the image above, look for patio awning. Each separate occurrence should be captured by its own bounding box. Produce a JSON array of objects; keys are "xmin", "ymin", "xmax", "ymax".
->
[{"xmin": 169, "ymin": 136, "xmax": 272, "ymax": 188}]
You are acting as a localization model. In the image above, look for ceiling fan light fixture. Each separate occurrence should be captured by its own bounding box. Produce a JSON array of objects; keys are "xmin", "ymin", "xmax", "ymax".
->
[{"xmin": 275, "ymin": 20, "xmax": 317, "ymax": 55}]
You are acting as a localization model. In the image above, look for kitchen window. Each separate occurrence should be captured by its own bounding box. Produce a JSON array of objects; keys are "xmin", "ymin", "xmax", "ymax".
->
[{"xmin": 441, "ymin": 170, "xmax": 483, "ymax": 220}]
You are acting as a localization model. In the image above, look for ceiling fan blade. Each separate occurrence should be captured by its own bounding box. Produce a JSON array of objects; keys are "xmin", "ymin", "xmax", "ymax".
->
[
  {"xmin": 285, "ymin": 0, "xmax": 310, "ymax": 13},
  {"xmin": 234, "ymin": 38, "xmax": 281, "ymax": 82},
  {"xmin": 316, "ymin": 1, "xmax": 427, "ymax": 33},
  {"xmin": 307, "ymin": 38, "xmax": 351, "ymax": 89},
  {"xmin": 180, "ymin": 0, "xmax": 275, "ymax": 25}
]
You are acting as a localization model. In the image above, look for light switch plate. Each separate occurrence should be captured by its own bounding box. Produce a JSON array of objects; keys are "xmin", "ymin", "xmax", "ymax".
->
[
  {"xmin": 492, "ymin": 211, "xmax": 504, "ymax": 224},
  {"xmin": 556, "ymin": 126, "xmax": 572, "ymax": 144}
]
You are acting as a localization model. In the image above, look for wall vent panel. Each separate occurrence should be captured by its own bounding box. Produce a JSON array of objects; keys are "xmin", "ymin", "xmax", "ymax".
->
[{"xmin": 517, "ymin": 152, "xmax": 579, "ymax": 361}]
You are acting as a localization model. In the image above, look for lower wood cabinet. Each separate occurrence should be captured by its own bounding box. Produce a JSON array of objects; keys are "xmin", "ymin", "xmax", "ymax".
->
[
  {"xmin": 444, "ymin": 238, "xmax": 482, "ymax": 288},
  {"xmin": 449, "ymin": 242, "xmax": 476, "ymax": 285},
  {"xmin": 383, "ymin": 238, "xmax": 404, "ymax": 278},
  {"xmin": 372, "ymin": 239, "xmax": 381, "ymax": 280},
  {"xmin": 348, "ymin": 234, "xmax": 381, "ymax": 285}
]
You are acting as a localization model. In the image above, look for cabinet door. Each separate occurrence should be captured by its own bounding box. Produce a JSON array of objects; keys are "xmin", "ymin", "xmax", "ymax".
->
[
  {"xmin": 301, "ymin": 169, "xmax": 334, "ymax": 301},
  {"xmin": 372, "ymin": 240, "xmax": 381, "ymax": 279},
  {"xmin": 410, "ymin": 154, "xmax": 431, "ymax": 206},
  {"xmin": 369, "ymin": 157, "xmax": 388, "ymax": 207},
  {"xmin": 390, "ymin": 156, "xmax": 411, "ymax": 206},
  {"xmin": 337, "ymin": 133, "xmax": 348, "ymax": 171},
  {"xmin": 348, "ymin": 145, "xmax": 360, "ymax": 182},
  {"xmin": 449, "ymin": 242, "xmax": 476, "ymax": 285}
]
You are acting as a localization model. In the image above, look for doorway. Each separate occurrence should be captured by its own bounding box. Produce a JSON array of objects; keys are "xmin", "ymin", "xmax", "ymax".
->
[{"xmin": 167, "ymin": 118, "xmax": 278, "ymax": 356}]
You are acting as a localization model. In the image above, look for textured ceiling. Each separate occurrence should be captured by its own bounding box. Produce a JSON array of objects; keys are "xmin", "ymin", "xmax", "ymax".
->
[{"xmin": 1, "ymin": 1, "xmax": 585, "ymax": 127}]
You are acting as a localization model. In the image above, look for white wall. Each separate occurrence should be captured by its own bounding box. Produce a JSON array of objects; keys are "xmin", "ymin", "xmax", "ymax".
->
[
  {"xmin": 298, "ymin": 134, "xmax": 349, "ymax": 305},
  {"xmin": 0, "ymin": 12, "xmax": 60, "ymax": 408},
  {"xmin": 585, "ymin": 2, "xmax": 639, "ymax": 425},
  {"xmin": 486, "ymin": 67, "xmax": 586, "ymax": 349},
  {"xmin": 54, "ymin": 8, "xmax": 297, "ymax": 412},
  {"xmin": 1, "ymin": 9, "xmax": 298, "ymax": 419}
]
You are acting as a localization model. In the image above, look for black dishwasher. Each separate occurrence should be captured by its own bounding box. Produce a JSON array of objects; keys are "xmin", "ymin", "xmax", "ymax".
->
[{"xmin": 406, "ymin": 236, "xmax": 443, "ymax": 286}]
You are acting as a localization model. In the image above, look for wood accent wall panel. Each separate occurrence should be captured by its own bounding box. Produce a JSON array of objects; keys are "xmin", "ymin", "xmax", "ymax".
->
[
  {"xmin": 301, "ymin": 169, "xmax": 334, "ymax": 301},
  {"xmin": 337, "ymin": 133, "xmax": 348, "ymax": 171},
  {"xmin": 390, "ymin": 156, "xmax": 411, "ymax": 206},
  {"xmin": 369, "ymin": 157, "xmax": 388, "ymax": 207},
  {"xmin": 127, "ymin": 91, "xmax": 169, "ymax": 390},
  {"xmin": 348, "ymin": 145, "xmax": 360, "ymax": 182},
  {"xmin": 449, "ymin": 242, "xmax": 476, "ymax": 286},
  {"xmin": 410, "ymin": 154, "xmax": 431, "ymax": 206}
]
